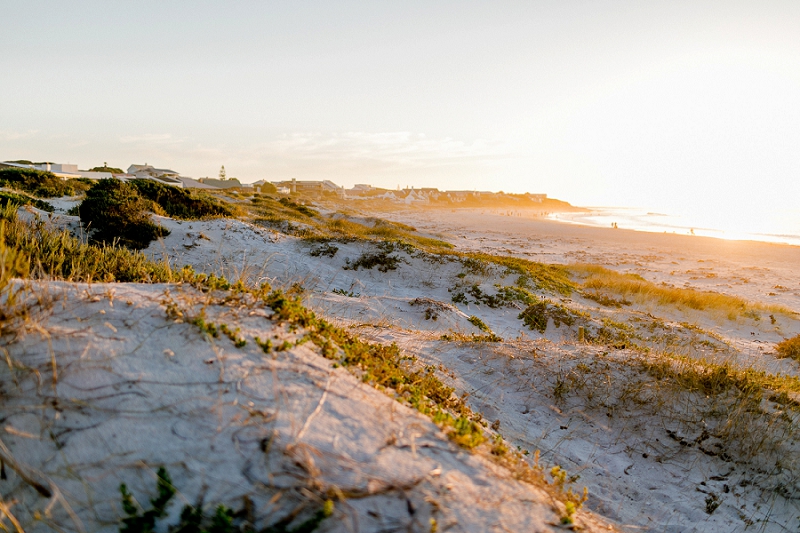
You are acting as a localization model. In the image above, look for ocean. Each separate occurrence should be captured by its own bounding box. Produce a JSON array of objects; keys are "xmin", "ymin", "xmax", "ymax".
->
[{"xmin": 549, "ymin": 206, "xmax": 800, "ymax": 247}]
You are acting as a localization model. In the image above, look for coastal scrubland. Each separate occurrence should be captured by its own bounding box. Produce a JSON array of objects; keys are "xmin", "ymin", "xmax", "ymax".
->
[{"xmin": 1, "ymin": 172, "xmax": 799, "ymax": 532}]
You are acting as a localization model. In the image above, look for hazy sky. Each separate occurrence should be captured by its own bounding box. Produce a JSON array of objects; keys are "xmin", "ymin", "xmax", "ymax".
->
[{"xmin": 2, "ymin": 1, "xmax": 799, "ymax": 225}]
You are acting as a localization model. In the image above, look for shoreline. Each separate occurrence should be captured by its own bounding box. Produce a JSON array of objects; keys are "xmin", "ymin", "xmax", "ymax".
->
[
  {"xmin": 445, "ymin": 204, "xmax": 800, "ymax": 249},
  {"xmin": 373, "ymin": 205, "xmax": 800, "ymax": 313}
]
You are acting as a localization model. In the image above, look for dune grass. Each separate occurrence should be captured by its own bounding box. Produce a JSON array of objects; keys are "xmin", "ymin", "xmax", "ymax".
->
[
  {"xmin": 0, "ymin": 167, "xmax": 91, "ymax": 198},
  {"xmin": 457, "ymin": 253, "xmax": 576, "ymax": 296},
  {"xmin": 776, "ymin": 335, "xmax": 800, "ymax": 362},
  {"xmin": 0, "ymin": 203, "xmax": 176, "ymax": 283},
  {"xmin": 321, "ymin": 217, "xmax": 454, "ymax": 250},
  {"xmin": 570, "ymin": 264, "xmax": 793, "ymax": 319},
  {"xmin": 0, "ymin": 191, "xmax": 54, "ymax": 212}
]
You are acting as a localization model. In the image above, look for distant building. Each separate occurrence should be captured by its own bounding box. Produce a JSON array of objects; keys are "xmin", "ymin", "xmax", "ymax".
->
[
  {"xmin": 77, "ymin": 171, "xmax": 113, "ymax": 180},
  {"xmin": 127, "ymin": 164, "xmax": 184, "ymax": 187},
  {"xmin": 179, "ymin": 177, "xmax": 219, "ymax": 189},
  {"xmin": 0, "ymin": 161, "xmax": 81, "ymax": 179},
  {"xmin": 273, "ymin": 179, "xmax": 343, "ymax": 196},
  {"xmin": 197, "ymin": 178, "xmax": 244, "ymax": 189},
  {"xmin": 37, "ymin": 163, "xmax": 78, "ymax": 174}
]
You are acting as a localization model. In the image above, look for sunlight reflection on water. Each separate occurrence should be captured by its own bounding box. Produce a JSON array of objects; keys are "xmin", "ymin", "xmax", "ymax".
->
[{"xmin": 550, "ymin": 207, "xmax": 800, "ymax": 247}]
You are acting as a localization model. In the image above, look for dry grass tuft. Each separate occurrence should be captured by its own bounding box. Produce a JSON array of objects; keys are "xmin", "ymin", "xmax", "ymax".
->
[
  {"xmin": 570, "ymin": 264, "xmax": 793, "ymax": 319},
  {"xmin": 776, "ymin": 335, "xmax": 800, "ymax": 362}
]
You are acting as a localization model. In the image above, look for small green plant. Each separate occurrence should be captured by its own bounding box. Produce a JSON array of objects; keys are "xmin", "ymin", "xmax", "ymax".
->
[
  {"xmin": 449, "ymin": 284, "xmax": 535, "ymax": 309},
  {"xmin": 410, "ymin": 298, "xmax": 452, "ymax": 321},
  {"xmin": 192, "ymin": 315, "xmax": 219, "ymax": 338},
  {"xmin": 219, "ymin": 323, "xmax": 246, "ymax": 347},
  {"xmin": 331, "ymin": 288, "xmax": 358, "ymax": 298},
  {"xmin": 548, "ymin": 466, "xmax": 588, "ymax": 525},
  {"xmin": 704, "ymin": 493, "xmax": 721, "ymax": 515},
  {"xmin": 255, "ymin": 337, "xmax": 273, "ymax": 353},
  {"xmin": 490, "ymin": 434, "xmax": 508, "ymax": 456},
  {"xmin": 309, "ymin": 242, "xmax": 339, "ymax": 258},
  {"xmin": 460, "ymin": 257, "xmax": 489, "ymax": 276},
  {"xmin": 119, "ymin": 468, "xmax": 332, "ymax": 533},
  {"xmin": 468, "ymin": 316, "xmax": 489, "ymax": 332},
  {"xmin": 518, "ymin": 299, "xmax": 582, "ymax": 333},
  {"xmin": 440, "ymin": 332, "xmax": 502, "ymax": 343},
  {"xmin": 119, "ymin": 467, "xmax": 176, "ymax": 533},
  {"xmin": 343, "ymin": 242, "xmax": 406, "ymax": 272}
]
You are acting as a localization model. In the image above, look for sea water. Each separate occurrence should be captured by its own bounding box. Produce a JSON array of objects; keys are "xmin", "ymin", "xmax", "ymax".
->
[{"xmin": 550, "ymin": 206, "xmax": 800, "ymax": 247}]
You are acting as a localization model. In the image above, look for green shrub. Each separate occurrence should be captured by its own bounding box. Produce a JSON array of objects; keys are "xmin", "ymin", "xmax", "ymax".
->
[
  {"xmin": 468, "ymin": 315, "xmax": 490, "ymax": 332},
  {"xmin": 0, "ymin": 168, "xmax": 79, "ymax": 197},
  {"xmin": 89, "ymin": 165, "xmax": 124, "ymax": 173},
  {"xmin": 519, "ymin": 299, "xmax": 581, "ymax": 333},
  {"xmin": 309, "ymin": 242, "xmax": 339, "ymax": 258},
  {"xmin": 343, "ymin": 242, "xmax": 408, "ymax": 273},
  {"xmin": 278, "ymin": 197, "xmax": 318, "ymax": 217},
  {"xmin": 0, "ymin": 203, "xmax": 176, "ymax": 282},
  {"xmin": 0, "ymin": 191, "xmax": 53, "ymax": 212},
  {"xmin": 259, "ymin": 182, "xmax": 278, "ymax": 194},
  {"xmin": 130, "ymin": 179, "xmax": 236, "ymax": 219},
  {"xmin": 776, "ymin": 335, "xmax": 800, "ymax": 361},
  {"xmin": 79, "ymin": 179, "xmax": 169, "ymax": 249}
]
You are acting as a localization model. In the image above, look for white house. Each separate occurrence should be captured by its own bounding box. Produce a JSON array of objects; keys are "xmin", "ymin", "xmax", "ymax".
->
[
  {"xmin": 0, "ymin": 161, "xmax": 82, "ymax": 179},
  {"xmin": 77, "ymin": 171, "xmax": 113, "ymax": 180},
  {"xmin": 127, "ymin": 164, "xmax": 184, "ymax": 187}
]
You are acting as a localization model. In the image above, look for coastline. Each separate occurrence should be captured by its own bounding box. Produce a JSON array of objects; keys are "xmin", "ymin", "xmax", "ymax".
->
[
  {"xmin": 376, "ymin": 205, "xmax": 800, "ymax": 314},
  {"xmin": 548, "ymin": 206, "xmax": 800, "ymax": 247}
]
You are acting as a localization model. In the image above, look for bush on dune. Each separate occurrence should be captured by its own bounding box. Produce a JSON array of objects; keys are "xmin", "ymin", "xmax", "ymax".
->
[
  {"xmin": 79, "ymin": 179, "xmax": 169, "ymax": 250},
  {"xmin": 0, "ymin": 191, "xmax": 54, "ymax": 212},
  {"xmin": 0, "ymin": 203, "xmax": 174, "ymax": 283},
  {"xmin": 0, "ymin": 168, "xmax": 89, "ymax": 198},
  {"xmin": 130, "ymin": 179, "xmax": 237, "ymax": 219}
]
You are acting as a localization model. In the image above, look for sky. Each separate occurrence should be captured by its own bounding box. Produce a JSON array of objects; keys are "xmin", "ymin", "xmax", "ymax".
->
[{"xmin": 2, "ymin": 1, "xmax": 799, "ymax": 230}]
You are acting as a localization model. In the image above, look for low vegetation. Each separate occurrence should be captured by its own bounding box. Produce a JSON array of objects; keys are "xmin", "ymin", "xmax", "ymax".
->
[
  {"xmin": 120, "ymin": 467, "xmax": 332, "ymax": 533},
  {"xmin": 79, "ymin": 179, "xmax": 169, "ymax": 249},
  {"xmin": 343, "ymin": 242, "xmax": 407, "ymax": 272},
  {"xmin": 0, "ymin": 190, "xmax": 54, "ymax": 212},
  {"xmin": 0, "ymin": 167, "xmax": 90, "ymax": 197},
  {"xmin": 457, "ymin": 253, "xmax": 575, "ymax": 295},
  {"xmin": 89, "ymin": 164, "xmax": 124, "ymax": 173},
  {"xmin": 776, "ymin": 335, "xmax": 800, "ymax": 361},
  {"xmin": 570, "ymin": 264, "xmax": 792, "ymax": 319},
  {"xmin": 450, "ymin": 283, "xmax": 536, "ymax": 308},
  {"xmin": 519, "ymin": 298, "xmax": 584, "ymax": 334},
  {"xmin": 0, "ymin": 203, "xmax": 175, "ymax": 282},
  {"xmin": 131, "ymin": 179, "xmax": 238, "ymax": 219}
]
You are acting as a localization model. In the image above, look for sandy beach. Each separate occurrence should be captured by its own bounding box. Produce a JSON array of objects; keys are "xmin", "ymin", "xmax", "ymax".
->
[
  {"xmin": 383, "ymin": 206, "xmax": 800, "ymax": 314},
  {"xmin": 4, "ymin": 199, "xmax": 800, "ymax": 533}
]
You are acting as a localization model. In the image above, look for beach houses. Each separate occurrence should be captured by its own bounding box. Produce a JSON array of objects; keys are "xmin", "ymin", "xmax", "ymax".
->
[{"xmin": 127, "ymin": 164, "xmax": 184, "ymax": 187}]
